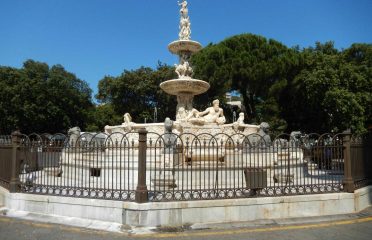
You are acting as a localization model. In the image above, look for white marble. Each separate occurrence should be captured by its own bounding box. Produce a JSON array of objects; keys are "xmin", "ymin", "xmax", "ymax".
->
[{"xmin": 3, "ymin": 185, "xmax": 368, "ymax": 228}]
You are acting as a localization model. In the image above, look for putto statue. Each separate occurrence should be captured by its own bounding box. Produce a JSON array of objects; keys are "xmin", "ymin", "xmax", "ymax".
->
[
  {"xmin": 175, "ymin": 61, "xmax": 193, "ymax": 78},
  {"xmin": 178, "ymin": 0, "xmax": 188, "ymax": 18},
  {"xmin": 178, "ymin": 0, "xmax": 191, "ymax": 40},
  {"xmin": 232, "ymin": 112, "xmax": 260, "ymax": 132},
  {"xmin": 122, "ymin": 113, "xmax": 135, "ymax": 132},
  {"xmin": 179, "ymin": 17, "xmax": 191, "ymax": 40}
]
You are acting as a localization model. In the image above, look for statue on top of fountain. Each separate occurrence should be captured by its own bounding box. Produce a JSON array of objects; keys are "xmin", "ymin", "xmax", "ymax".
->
[
  {"xmin": 177, "ymin": 99, "xmax": 226, "ymax": 125},
  {"xmin": 178, "ymin": 0, "xmax": 188, "ymax": 18},
  {"xmin": 178, "ymin": 0, "xmax": 191, "ymax": 40}
]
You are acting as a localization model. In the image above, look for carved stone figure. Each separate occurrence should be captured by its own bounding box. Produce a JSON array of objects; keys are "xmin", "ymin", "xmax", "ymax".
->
[
  {"xmin": 237, "ymin": 112, "xmax": 245, "ymax": 124},
  {"xmin": 123, "ymin": 113, "xmax": 132, "ymax": 124},
  {"xmin": 176, "ymin": 107, "xmax": 187, "ymax": 121},
  {"xmin": 68, "ymin": 126, "xmax": 81, "ymax": 136},
  {"xmin": 175, "ymin": 61, "xmax": 193, "ymax": 78},
  {"xmin": 177, "ymin": 106, "xmax": 201, "ymax": 124},
  {"xmin": 184, "ymin": 99, "xmax": 226, "ymax": 125},
  {"xmin": 186, "ymin": 108, "xmax": 204, "ymax": 125},
  {"xmin": 233, "ymin": 112, "xmax": 245, "ymax": 131},
  {"xmin": 178, "ymin": 0, "xmax": 191, "ymax": 40},
  {"xmin": 290, "ymin": 131, "xmax": 302, "ymax": 146},
  {"xmin": 164, "ymin": 117, "xmax": 173, "ymax": 134},
  {"xmin": 178, "ymin": 0, "xmax": 188, "ymax": 18},
  {"xmin": 198, "ymin": 99, "xmax": 226, "ymax": 125},
  {"xmin": 179, "ymin": 17, "xmax": 191, "ymax": 40},
  {"xmin": 67, "ymin": 126, "xmax": 81, "ymax": 145},
  {"xmin": 164, "ymin": 118, "xmax": 177, "ymax": 154},
  {"xmin": 232, "ymin": 113, "xmax": 260, "ymax": 133},
  {"xmin": 244, "ymin": 122, "xmax": 272, "ymax": 148},
  {"xmin": 122, "ymin": 113, "xmax": 135, "ymax": 132},
  {"xmin": 258, "ymin": 122, "xmax": 272, "ymax": 146}
]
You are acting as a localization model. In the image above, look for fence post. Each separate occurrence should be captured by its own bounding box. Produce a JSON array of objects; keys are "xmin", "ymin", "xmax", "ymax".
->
[
  {"xmin": 342, "ymin": 129, "xmax": 355, "ymax": 193},
  {"xmin": 9, "ymin": 130, "xmax": 22, "ymax": 193},
  {"xmin": 135, "ymin": 128, "xmax": 148, "ymax": 203}
]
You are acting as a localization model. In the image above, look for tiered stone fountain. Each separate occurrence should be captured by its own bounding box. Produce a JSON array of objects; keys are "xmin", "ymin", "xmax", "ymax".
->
[
  {"xmin": 48, "ymin": 1, "xmax": 314, "ymax": 192},
  {"xmin": 160, "ymin": 0, "xmax": 209, "ymax": 118},
  {"xmin": 105, "ymin": 0, "xmax": 260, "ymax": 138}
]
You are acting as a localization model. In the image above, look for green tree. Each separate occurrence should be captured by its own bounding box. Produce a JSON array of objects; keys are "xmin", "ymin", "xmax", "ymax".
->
[
  {"xmin": 283, "ymin": 42, "xmax": 371, "ymax": 133},
  {"xmin": 96, "ymin": 64, "xmax": 178, "ymax": 123},
  {"xmin": 192, "ymin": 33, "xmax": 298, "ymax": 129},
  {"xmin": 0, "ymin": 60, "xmax": 93, "ymax": 134},
  {"xmin": 85, "ymin": 104, "xmax": 122, "ymax": 132}
]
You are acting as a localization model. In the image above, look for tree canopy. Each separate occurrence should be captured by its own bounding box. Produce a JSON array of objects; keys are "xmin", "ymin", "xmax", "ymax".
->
[
  {"xmin": 282, "ymin": 42, "xmax": 372, "ymax": 133},
  {"xmin": 0, "ymin": 60, "xmax": 93, "ymax": 134},
  {"xmin": 191, "ymin": 34, "xmax": 300, "ymax": 131},
  {"xmin": 95, "ymin": 64, "xmax": 177, "ymax": 125},
  {"xmin": 191, "ymin": 35, "xmax": 371, "ymax": 134},
  {"xmin": 0, "ymin": 35, "xmax": 370, "ymax": 134}
]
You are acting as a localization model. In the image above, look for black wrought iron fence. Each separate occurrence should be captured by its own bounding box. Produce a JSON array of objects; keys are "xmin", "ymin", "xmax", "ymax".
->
[
  {"xmin": 0, "ymin": 130, "xmax": 371, "ymax": 202},
  {"xmin": 146, "ymin": 132, "xmax": 345, "ymax": 201},
  {"xmin": 0, "ymin": 135, "xmax": 12, "ymax": 189},
  {"xmin": 18, "ymin": 132, "xmax": 139, "ymax": 201},
  {"xmin": 350, "ymin": 133, "xmax": 372, "ymax": 189}
]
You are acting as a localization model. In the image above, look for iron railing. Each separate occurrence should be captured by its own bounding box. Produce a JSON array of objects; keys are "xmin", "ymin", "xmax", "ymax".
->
[
  {"xmin": 18, "ymin": 132, "xmax": 139, "ymax": 201},
  {"xmin": 0, "ymin": 135, "xmax": 12, "ymax": 189},
  {"xmin": 0, "ymin": 130, "xmax": 371, "ymax": 202},
  {"xmin": 350, "ymin": 133, "xmax": 372, "ymax": 189},
  {"xmin": 145, "ymin": 132, "xmax": 344, "ymax": 201}
]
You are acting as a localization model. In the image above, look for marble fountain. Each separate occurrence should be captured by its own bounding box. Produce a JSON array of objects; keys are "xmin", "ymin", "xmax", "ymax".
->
[
  {"xmin": 104, "ymin": 0, "xmax": 259, "ymax": 139},
  {"xmin": 30, "ymin": 1, "xmax": 335, "ymax": 194}
]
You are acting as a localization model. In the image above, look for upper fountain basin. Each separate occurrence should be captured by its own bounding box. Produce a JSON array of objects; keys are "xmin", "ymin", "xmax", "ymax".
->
[
  {"xmin": 168, "ymin": 40, "xmax": 203, "ymax": 54},
  {"xmin": 160, "ymin": 78, "xmax": 210, "ymax": 96}
]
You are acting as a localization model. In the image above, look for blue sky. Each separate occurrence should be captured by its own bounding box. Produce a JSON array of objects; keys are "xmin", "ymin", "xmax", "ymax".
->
[{"xmin": 1, "ymin": 0, "xmax": 371, "ymax": 97}]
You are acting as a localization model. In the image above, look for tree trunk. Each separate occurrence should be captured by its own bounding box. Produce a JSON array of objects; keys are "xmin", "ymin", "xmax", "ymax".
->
[{"xmin": 242, "ymin": 92, "xmax": 256, "ymax": 122}]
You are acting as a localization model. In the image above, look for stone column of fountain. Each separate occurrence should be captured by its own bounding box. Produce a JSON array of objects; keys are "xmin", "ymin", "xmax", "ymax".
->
[{"xmin": 160, "ymin": 0, "xmax": 210, "ymax": 120}]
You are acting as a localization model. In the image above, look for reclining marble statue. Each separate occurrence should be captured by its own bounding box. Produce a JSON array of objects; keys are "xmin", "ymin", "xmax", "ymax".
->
[{"xmin": 177, "ymin": 99, "xmax": 226, "ymax": 125}]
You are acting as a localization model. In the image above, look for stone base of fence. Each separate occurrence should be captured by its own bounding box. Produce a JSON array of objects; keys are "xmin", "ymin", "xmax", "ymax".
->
[{"xmin": 1, "ymin": 185, "xmax": 371, "ymax": 228}]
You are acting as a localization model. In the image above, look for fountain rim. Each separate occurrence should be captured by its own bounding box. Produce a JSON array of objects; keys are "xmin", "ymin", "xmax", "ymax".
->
[
  {"xmin": 160, "ymin": 78, "xmax": 210, "ymax": 96},
  {"xmin": 168, "ymin": 40, "xmax": 203, "ymax": 54}
]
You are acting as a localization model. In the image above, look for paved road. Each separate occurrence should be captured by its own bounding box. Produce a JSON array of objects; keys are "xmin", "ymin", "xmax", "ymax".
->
[{"xmin": 0, "ymin": 211, "xmax": 372, "ymax": 240}]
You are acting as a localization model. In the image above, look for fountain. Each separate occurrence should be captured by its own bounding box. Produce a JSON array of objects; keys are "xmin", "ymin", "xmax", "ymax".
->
[
  {"xmin": 26, "ymin": 1, "xmax": 327, "ymax": 198},
  {"xmin": 160, "ymin": 0, "xmax": 210, "ymax": 118},
  {"xmin": 104, "ymin": 0, "xmax": 260, "ymax": 138}
]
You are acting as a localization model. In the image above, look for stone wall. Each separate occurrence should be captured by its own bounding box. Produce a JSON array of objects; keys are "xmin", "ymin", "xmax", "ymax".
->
[{"xmin": 1, "ymin": 186, "xmax": 371, "ymax": 228}]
